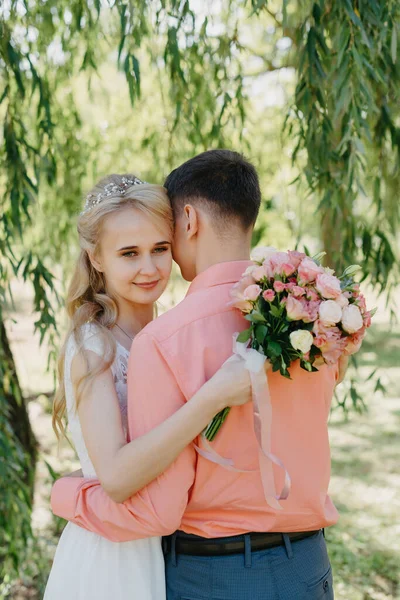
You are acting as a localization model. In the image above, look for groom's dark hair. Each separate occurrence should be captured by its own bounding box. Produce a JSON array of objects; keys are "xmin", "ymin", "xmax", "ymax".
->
[{"xmin": 164, "ymin": 149, "xmax": 261, "ymax": 230}]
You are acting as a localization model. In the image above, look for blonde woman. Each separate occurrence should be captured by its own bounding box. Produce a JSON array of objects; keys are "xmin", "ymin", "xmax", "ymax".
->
[{"xmin": 44, "ymin": 175, "xmax": 252, "ymax": 599}]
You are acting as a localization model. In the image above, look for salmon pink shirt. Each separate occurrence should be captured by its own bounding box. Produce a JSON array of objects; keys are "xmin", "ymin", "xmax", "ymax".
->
[{"xmin": 51, "ymin": 261, "xmax": 339, "ymax": 541}]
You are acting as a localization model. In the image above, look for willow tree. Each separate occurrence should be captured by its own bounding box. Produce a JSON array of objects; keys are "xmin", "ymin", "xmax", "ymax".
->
[{"xmin": 1, "ymin": 0, "xmax": 399, "ymax": 581}]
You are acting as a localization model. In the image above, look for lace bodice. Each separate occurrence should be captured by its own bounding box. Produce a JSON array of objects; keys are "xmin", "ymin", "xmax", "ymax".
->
[{"xmin": 64, "ymin": 323, "xmax": 130, "ymax": 478}]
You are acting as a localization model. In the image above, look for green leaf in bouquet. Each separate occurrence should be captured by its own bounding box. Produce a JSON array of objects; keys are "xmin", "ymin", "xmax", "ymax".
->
[
  {"xmin": 301, "ymin": 360, "xmax": 312, "ymax": 372},
  {"xmin": 245, "ymin": 312, "xmax": 267, "ymax": 323},
  {"xmin": 340, "ymin": 276, "xmax": 354, "ymax": 290},
  {"xmin": 272, "ymin": 359, "xmax": 281, "ymax": 372},
  {"xmin": 311, "ymin": 251, "xmax": 326, "ymax": 264},
  {"xmin": 269, "ymin": 304, "xmax": 283, "ymax": 318},
  {"xmin": 280, "ymin": 366, "xmax": 291, "ymax": 378},
  {"xmin": 237, "ymin": 328, "xmax": 252, "ymax": 343},
  {"xmin": 267, "ymin": 340, "xmax": 282, "ymax": 358},
  {"xmin": 341, "ymin": 264, "xmax": 361, "ymax": 278},
  {"xmin": 255, "ymin": 324, "xmax": 269, "ymax": 344}
]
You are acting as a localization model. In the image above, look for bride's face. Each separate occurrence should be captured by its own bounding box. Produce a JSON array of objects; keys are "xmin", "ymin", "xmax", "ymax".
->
[{"xmin": 94, "ymin": 206, "xmax": 172, "ymax": 307}]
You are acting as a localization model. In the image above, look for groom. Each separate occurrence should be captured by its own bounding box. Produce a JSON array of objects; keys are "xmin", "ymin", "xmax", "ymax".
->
[{"xmin": 52, "ymin": 150, "xmax": 338, "ymax": 599}]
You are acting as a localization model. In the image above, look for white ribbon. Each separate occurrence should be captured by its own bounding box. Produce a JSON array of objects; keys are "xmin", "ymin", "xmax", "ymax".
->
[{"xmin": 194, "ymin": 334, "xmax": 291, "ymax": 510}]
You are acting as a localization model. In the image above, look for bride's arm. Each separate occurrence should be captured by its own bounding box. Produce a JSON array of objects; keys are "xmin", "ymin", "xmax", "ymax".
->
[{"xmin": 72, "ymin": 352, "xmax": 250, "ymax": 503}]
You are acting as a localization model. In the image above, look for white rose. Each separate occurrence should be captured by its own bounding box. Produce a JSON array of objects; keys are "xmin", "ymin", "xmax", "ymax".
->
[
  {"xmin": 243, "ymin": 265, "xmax": 257, "ymax": 276},
  {"xmin": 289, "ymin": 330, "xmax": 314, "ymax": 354},
  {"xmin": 341, "ymin": 304, "xmax": 363, "ymax": 333},
  {"xmin": 319, "ymin": 300, "xmax": 342, "ymax": 326},
  {"xmin": 324, "ymin": 266, "xmax": 335, "ymax": 276},
  {"xmin": 251, "ymin": 246, "xmax": 277, "ymax": 264}
]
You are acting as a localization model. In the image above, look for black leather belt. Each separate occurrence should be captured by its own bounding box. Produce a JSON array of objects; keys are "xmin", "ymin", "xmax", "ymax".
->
[{"xmin": 163, "ymin": 530, "xmax": 320, "ymax": 556}]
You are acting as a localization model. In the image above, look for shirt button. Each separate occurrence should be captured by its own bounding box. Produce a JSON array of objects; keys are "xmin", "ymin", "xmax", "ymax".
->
[{"xmin": 323, "ymin": 580, "xmax": 329, "ymax": 591}]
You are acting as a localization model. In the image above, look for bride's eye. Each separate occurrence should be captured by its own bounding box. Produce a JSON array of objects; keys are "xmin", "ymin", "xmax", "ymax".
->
[
  {"xmin": 153, "ymin": 247, "xmax": 169, "ymax": 253},
  {"xmin": 122, "ymin": 251, "xmax": 138, "ymax": 257}
]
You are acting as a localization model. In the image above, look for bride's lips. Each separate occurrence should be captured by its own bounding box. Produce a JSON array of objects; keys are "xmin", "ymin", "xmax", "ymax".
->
[{"xmin": 133, "ymin": 280, "xmax": 160, "ymax": 290}]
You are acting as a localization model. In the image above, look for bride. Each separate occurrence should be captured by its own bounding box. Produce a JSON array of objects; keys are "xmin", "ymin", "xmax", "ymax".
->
[{"xmin": 43, "ymin": 174, "xmax": 252, "ymax": 599}]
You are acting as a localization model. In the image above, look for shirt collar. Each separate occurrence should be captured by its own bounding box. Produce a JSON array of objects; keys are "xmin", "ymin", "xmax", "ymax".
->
[{"xmin": 186, "ymin": 260, "xmax": 252, "ymax": 296}]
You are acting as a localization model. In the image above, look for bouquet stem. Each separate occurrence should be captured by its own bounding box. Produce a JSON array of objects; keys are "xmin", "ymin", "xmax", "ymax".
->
[{"xmin": 204, "ymin": 407, "xmax": 231, "ymax": 441}]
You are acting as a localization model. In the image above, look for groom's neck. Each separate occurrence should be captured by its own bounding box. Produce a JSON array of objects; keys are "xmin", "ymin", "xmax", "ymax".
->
[{"xmin": 195, "ymin": 227, "xmax": 252, "ymax": 276}]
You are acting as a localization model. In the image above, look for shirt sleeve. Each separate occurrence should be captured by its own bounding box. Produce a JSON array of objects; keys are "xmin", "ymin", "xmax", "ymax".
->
[{"xmin": 51, "ymin": 332, "xmax": 196, "ymax": 542}]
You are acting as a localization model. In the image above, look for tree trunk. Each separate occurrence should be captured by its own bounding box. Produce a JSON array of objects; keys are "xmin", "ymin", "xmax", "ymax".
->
[{"xmin": 0, "ymin": 317, "xmax": 37, "ymax": 496}]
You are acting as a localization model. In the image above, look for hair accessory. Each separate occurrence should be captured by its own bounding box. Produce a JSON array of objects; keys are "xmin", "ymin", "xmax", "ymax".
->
[{"xmin": 82, "ymin": 176, "xmax": 145, "ymax": 214}]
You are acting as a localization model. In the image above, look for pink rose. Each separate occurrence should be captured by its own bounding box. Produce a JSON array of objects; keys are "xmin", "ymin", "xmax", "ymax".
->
[
  {"xmin": 335, "ymin": 293, "xmax": 349, "ymax": 308},
  {"xmin": 267, "ymin": 252, "xmax": 296, "ymax": 277},
  {"xmin": 273, "ymin": 280, "xmax": 286, "ymax": 293},
  {"xmin": 355, "ymin": 293, "xmax": 367, "ymax": 312},
  {"xmin": 235, "ymin": 274, "xmax": 256, "ymax": 294},
  {"xmin": 244, "ymin": 284, "xmax": 262, "ymax": 301},
  {"xmin": 344, "ymin": 327, "xmax": 365, "ymax": 355},
  {"xmin": 298, "ymin": 257, "xmax": 324, "ymax": 283},
  {"xmin": 286, "ymin": 296, "xmax": 309, "ymax": 321},
  {"xmin": 253, "ymin": 265, "xmax": 268, "ymax": 281},
  {"xmin": 292, "ymin": 285, "xmax": 306, "ymax": 298},
  {"xmin": 363, "ymin": 310, "xmax": 372, "ymax": 328},
  {"xmin": 288, "ymin": 250, "xmax": 306, "ymax": 269},
  {"xmin": 303, "ymin": 300, "xmax": 320, "ymax": 323},
  {"xmin": 263, "ymin": 289, "xmax": 276, "ymax": 302},
  {"xmin": 229, "ymin": 283, "xmax": 253, "ymax": 313},
  {"xmin": 315, "ymin": 273, "xmax": 342, "ymax": 299},
  {"xmin": 313, "ymin": 320, "xmax": 347, "ymax": 364},
  {"xmin": 228, "ymin": 298, "xmax": 253, "ymax": 312},
  {"xmin": 306, "ymin": 288, "xmax": 319, "ymax": 302},
  {"xmin": 281, "ymin": 262, "xmax": 296, "ymax": 277}
]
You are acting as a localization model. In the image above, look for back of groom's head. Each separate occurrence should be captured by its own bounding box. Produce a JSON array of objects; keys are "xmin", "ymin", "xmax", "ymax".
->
[{"xmin": 164, "ymin": 149, "xmax": 261, "ymax": 230}]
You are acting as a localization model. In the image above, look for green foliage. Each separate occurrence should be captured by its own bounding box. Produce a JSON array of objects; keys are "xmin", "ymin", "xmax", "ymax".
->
[{"xmin": 287, "ymin": 0, "xmax": 400, "ymax": 291}]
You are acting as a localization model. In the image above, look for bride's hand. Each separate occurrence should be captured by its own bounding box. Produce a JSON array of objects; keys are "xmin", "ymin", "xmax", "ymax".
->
[{"xmin": 205, "ymin": 355, "xmax": 269, "ymax": 411}]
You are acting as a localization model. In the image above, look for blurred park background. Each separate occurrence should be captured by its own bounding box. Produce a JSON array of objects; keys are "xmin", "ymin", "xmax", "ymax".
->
[{"xmin": 1, "ymin": 1, "xmax": 399, "ymax": 598}]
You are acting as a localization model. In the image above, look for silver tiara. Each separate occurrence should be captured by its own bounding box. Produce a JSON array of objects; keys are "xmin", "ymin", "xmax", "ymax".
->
[{"xmin": 82, "ymin": 176, "xmax": 145, "ymax": 214}]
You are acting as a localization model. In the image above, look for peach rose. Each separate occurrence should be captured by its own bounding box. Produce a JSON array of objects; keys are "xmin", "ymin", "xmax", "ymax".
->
[
  {"xmin": 287, "ymin": 250, "xmax": 306, "ymax": 269},
  {"xmin": 286, "ymin": 296, "xmax": 309, "ymax": 321},
  {"xmin": 315, "ymin": 273, "xmax": 341, "ymax": 299},
  {"xmin": 298, "ymin": 257, "xmax": 324, "ymax": 283}
]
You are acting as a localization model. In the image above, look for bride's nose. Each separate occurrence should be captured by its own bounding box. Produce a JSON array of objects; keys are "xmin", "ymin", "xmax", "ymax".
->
[{"xmin": 139, "ymin": 254, "xmax": 158, "ymax": 276}]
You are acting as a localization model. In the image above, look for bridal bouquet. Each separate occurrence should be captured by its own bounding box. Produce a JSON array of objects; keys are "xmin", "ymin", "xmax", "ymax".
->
[{"xmin": 204, "ymin": 247, "xmax": 375, "ymax": 442}]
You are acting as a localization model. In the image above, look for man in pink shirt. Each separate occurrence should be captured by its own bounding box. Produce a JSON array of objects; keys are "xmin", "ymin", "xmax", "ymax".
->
[{"xmin": 52, "ymin": 150, "xmax": 338, "ymax": 599}]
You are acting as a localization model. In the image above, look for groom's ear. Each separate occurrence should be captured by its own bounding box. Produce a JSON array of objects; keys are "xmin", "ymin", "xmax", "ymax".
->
[{"xmin": 183, "ymin": 204, "xmax": 198, "ymax": 240}]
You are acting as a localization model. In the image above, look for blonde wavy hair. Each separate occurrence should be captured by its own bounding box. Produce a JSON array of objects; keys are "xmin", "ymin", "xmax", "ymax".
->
[{"xmin": 52, "ymin": 174, "xmax": 173, "ymax": 440}]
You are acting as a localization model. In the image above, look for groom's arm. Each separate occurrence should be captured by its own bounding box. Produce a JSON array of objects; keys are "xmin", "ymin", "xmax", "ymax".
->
[{"xmin": 51, "ymin": 332, "xmax": 196, "ymax": 542}]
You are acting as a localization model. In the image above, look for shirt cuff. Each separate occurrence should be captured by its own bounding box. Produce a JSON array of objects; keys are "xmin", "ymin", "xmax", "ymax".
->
[{"xmin": 51, "ymin": 476, "xmax": 87, "ymax": 521}]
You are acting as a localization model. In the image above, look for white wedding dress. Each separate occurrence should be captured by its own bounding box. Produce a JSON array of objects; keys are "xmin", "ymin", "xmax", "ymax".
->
[{"xmin": 43, "ymin": 324, "xmax": 166, "ymax": 600}]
